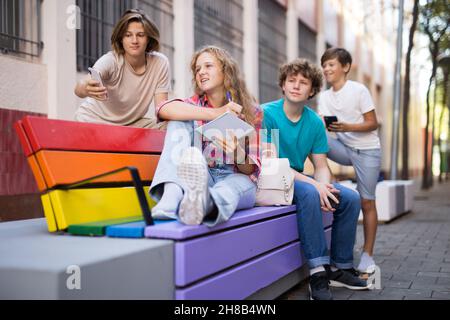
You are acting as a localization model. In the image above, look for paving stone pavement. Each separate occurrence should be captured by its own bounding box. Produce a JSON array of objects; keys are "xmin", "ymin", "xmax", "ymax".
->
[{"xmin": 279, "ymin": 180, "xmax": 450, "ymax": 300}]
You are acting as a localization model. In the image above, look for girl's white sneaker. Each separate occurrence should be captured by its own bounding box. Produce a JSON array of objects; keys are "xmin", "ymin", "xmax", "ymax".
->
[{"xmin": 177, "ymin": 147, "xmax": 209, "ymax": 225}]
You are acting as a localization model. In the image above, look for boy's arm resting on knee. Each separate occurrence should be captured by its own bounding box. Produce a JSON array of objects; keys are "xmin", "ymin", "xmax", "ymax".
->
[
  {"xmin": 311, "ymin": 153, "xmax": 332, "ymax": 184},
  {"xmin": 292, "ymin": 169, "xmax": 317, "ymax": 185},
  {"xmin": 310, "ymin": 153, "xmax": 339, "ymax": 211},
  {"xmin": 291, "ymin": 169, "xmax": 336, "ymax": 210},
  {"xmin": 310, "ymin": 153, "xmax": 337, "ymax": 183}
]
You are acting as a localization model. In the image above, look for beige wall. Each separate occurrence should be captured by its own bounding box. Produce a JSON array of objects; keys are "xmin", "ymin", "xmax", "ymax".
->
[
  {"xmin": 41, "ymin": 0, "xmax": 77, "ymax": 120},
  {"xmin": 0, "ymin": 55, "xmax": 47, "ymax": 114}
]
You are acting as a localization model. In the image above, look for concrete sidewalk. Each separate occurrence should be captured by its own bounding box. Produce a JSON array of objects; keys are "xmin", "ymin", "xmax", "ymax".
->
[{"xmin": 280, "ymin": 180, "xmax": 450, "ymax": 300}]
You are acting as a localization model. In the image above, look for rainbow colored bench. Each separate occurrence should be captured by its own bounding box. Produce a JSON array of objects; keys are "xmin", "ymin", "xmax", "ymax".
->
[
  {"xmin": 11, "ymin": 116, "xmax": 333, "ymax": 299},
  {"xmin": 14, "ymin": 116, "xmax": 164, "ymax": 233}
]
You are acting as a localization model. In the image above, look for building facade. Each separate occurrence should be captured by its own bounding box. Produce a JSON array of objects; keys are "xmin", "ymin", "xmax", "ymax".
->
[{"xmin": 0, "ymin": 0, "xmax": 423, "ymax": 200}]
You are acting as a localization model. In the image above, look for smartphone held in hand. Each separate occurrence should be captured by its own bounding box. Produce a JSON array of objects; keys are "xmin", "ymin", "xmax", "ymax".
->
[
  {"xmin": 324, "ymin": 116, "xmax": 338, "ymax": 130},
  {"xmin": 88, "ymin": 67, "xmax": 108, "ymax": 99},
  {"xmin": 328, "ymin": 192, "xmax": 340, "ymax": 210}
]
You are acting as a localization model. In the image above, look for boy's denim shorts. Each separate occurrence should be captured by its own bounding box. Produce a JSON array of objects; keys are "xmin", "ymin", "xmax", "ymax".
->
[{"xmin": 327, "ymin": 136, "xmax": 382, "ymax": 200}]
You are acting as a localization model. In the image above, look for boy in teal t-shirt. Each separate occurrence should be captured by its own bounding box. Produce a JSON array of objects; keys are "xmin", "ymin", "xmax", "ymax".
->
[
  {"xmin": 262, "ymin": 98, "xmax": 328, "ymax": 172},
  {"xmin": 261, "ymin": 58, "xmax": 371, "ymax": 300}
]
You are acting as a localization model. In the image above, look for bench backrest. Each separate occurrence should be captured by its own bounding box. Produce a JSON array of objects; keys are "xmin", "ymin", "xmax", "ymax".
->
[{"xmin": 15, "ymin": 116, "xmax": 165, "ymax": 232}]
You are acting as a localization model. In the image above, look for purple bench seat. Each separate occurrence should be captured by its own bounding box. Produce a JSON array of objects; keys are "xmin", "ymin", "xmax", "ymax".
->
[
  {"xmin": 145, "ymin": 205, "xmax": 332, "ymax": 240},
  {"xmin": 144, "ymin": 205, "xmax": 333, "ymax": 299},
  {"xmin": 176, "ymin": 229, "xmax": 332, "ymax": 300}
]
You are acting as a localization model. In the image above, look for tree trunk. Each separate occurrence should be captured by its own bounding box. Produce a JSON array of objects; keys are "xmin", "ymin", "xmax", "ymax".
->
[
  {"xmin": 422, "ymin": 44, "xmax": 439, "ymax": 189},
  {"xmin": 422, "ymin": 72, "xmax": 432, "ymax": 189},
  {"xmin": 447, "ymin": 68, "xmax": 450, "ymax": 182},
  {"xmin": 438, "ymin": 71, "xmax": 448, "ymax": 183},
  {"xmin": 401, "ymin": 0, "xmax": 419, "ymax": 180},
  {"xmin": 430, "ymin": 75, "xmax": 438, "ymax": 187}
]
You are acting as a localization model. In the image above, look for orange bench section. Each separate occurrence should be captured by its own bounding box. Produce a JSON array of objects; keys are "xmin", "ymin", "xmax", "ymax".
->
[
  {"xmin": 34, "ymin": 150, "xmax": 160, "ymax": 190},
  {"xmin": 14, "ymin": 116, "xmax": 165, "ymax": 232}
]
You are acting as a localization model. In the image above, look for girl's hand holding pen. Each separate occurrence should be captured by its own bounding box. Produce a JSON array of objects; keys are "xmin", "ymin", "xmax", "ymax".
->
[{"xmin": 225, "ymin": 91, "xmax": 244, "ymax": 119}]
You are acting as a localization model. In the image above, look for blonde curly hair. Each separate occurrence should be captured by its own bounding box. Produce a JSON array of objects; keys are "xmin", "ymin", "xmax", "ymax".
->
[{"xmin": 190, "ymin": 46, "xmax": 257, "ymax": 126}]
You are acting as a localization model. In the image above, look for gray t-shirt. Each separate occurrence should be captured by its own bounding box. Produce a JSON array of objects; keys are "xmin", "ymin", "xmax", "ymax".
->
[{"xmin": 75, "ymin": 51, "xmax": 171, "ymax": 126}]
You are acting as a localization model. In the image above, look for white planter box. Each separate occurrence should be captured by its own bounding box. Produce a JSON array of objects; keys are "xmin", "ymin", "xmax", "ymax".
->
[{"xmin": 338, "ymin": 180, "xmax": 414, "ymax": 223}]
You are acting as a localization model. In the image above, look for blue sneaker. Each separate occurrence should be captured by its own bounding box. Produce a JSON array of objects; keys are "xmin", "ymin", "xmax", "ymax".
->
[
  {"xmin": 327, "ymin": 268, "xmax": 373, "ymax": 290},
  {"xmin": 309, "ymin": 271, "xmax": 333, "ymax": 300}
]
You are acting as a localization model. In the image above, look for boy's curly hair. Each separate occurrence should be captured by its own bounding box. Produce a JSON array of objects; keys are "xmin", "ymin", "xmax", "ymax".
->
[{"xmin": 278, "ymin": 58, "xmax": 323, "ymax": 99}]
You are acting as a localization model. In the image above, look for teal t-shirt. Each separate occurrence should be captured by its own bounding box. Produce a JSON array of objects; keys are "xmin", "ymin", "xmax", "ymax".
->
[{"xmin": 261, "ymin": 98, "xmax": 329, "ymax": 172}]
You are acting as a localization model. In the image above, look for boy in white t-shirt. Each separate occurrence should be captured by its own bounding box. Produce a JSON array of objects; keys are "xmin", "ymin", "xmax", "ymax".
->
[{"xmin": 318, "ymin": 48, "xmax": 382, "ymax": 274}]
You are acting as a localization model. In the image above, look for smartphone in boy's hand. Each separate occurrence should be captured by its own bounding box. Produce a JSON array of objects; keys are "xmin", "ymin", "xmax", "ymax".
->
[
  {"xmin": 324, "ymin": 116, "xmax": 338, "ymax": 130},
  {"xmin": 328, "ymin": 191, "xmax": 340, "ymax": 210},
  {"xmin": 88, "ymin": 67, "xmax": 108, "ymax": 100}
]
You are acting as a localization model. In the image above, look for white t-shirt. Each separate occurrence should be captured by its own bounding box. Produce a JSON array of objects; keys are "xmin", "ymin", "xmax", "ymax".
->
[{"xmin": 318, "ymin": 80, "xmax": 380, "ymax": 149}]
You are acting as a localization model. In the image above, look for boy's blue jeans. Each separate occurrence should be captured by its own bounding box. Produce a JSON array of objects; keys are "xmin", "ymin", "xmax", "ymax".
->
[{"xmin": 293, "ymin": 180, "xmax": 361, "ymax": 269}]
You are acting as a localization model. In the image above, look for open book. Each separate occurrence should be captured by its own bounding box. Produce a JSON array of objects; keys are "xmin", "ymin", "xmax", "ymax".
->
[{"xmin": 195, "ymin": 111, "xmax": 255, "ymax": 141}]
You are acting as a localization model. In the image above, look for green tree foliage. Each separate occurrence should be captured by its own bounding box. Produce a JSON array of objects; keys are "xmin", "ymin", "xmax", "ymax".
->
[{"xmin": 418, "ymin": 0, "xmax": 449, "ymax": 189}]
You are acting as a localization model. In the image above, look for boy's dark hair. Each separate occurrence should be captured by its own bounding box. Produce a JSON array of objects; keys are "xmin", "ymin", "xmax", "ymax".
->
[
  {"xmin": 321, "ymin": 47, "xmax": 352, "ymax": 72},
  {"xmin": 111, "ymin": 8, "xmax": 160, "ymax": 55},
  {"xmin": 278, "ymin": 58, "xmax": 323, "ymax": 99}
]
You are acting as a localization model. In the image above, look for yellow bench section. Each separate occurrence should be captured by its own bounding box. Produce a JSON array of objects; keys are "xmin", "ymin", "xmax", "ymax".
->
[{"xmin": 42, "ymin": 186, "xmax": 156, "ymax": 232}]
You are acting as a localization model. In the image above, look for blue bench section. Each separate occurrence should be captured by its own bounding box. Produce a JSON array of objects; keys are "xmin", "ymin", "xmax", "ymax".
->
[
  {"xmin": 106, "ymin": 220, "xmax": 172, "ymax": 238},
  {"xmin": 106, "ymin": 221, "xmax": 148, "ymax": 238}
]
